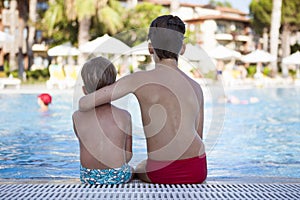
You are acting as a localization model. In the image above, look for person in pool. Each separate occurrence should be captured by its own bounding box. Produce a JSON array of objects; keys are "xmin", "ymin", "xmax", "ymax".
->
[
  {"xmin": 37, "ymin": 93, "xmax": 52, "ymax": 112},
  {"xmin": 72, "ymin": 57, "xmax": 133, "ymax": 185},
  {"xmin": 79, "ymin": 15, "xmax": 207, "ymax": 184}
]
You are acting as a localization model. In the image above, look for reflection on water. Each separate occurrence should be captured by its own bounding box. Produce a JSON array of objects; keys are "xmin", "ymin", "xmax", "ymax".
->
[{"xmin": 0, "ymin": 87, "xmax": 299, "ymax": 180}]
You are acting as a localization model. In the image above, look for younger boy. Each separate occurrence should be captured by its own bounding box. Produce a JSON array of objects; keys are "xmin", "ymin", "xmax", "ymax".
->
[{"xmin": 72, "ymin": 57, "xmax": 133, "ymax": 184}]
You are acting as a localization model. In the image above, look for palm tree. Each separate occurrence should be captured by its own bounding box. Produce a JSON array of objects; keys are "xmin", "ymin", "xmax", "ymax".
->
[
  {"xmin": 27, "ymin": 0, "xmax": 37, "ymax": 70},
  {"xmin": 0, "ymin": 1, "xmax": 5, "ymax": 72},
  {"xmin": 8, "ymin": 0, "xmax": 18, "ymax": 72},
  {"xmin": 269, "ymin": 0, "xmax": 282, "ymax": 76},
  {"xmin": 44, "ymin": 0, "xmax": 123, "ymax": 65},
  {"xmin": 66, "ymin": 0, "xmax": 97, "ymax": 65},
  {"xmin": 16, "ymin": 0, "xmax": 29, "ymax": 79}
]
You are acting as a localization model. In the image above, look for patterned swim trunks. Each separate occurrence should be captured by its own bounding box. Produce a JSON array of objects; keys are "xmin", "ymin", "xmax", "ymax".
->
[{"xmin": 80, "ymin": 164, "xmax": 133, "ymax": 185}]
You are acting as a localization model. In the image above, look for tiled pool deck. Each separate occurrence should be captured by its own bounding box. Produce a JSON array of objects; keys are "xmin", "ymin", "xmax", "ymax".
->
[{"xmin": 1, "ymin": 179, "xmax": 300, "ymax": 200}]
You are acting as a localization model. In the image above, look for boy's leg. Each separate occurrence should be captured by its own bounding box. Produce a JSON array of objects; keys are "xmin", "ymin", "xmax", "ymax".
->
[{"xmin": 135, "ymin": 160, "xmax": 152, "ymax": 183}]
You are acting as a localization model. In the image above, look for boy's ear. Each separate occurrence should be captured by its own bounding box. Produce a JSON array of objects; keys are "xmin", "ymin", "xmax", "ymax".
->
[
  {"xmin": 82, "ymin": 86, "xmax": 88, "ymax": 95},
  {"xmin": 148, "ymin": 43, "xmax": 154, "ymax": 54},
  {"xmin": 180, "ymin": 43, "xmax": 186, "ymax": 55}
]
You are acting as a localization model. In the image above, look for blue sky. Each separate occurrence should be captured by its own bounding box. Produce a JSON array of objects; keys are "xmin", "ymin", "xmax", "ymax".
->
[{"xmin": 180, "ymin": 0, "xmax": 252, "ymax": 13}]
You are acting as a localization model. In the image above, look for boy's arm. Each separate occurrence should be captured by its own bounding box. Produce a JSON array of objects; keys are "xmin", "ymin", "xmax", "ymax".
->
[
  {"xmin": 196, "ymin": 92, "xmax": 204, "ymax": 139},
  {"xmin": 125, "ymin": 115, "xmax": 133, "ymax": 162},
  {"xmin": 79, "ymin": 73, "xmax": 140, "ymax": 111},
  {"xmin": 72, "ymin": 113, "xmax": 79, "ymax": 138},
  {"xmin": 196, "ymin": 108, "xmax": 204, "ymax": 139}
]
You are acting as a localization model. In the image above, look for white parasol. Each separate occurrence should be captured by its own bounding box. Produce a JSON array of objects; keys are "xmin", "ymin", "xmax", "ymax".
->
[
  {"xmin": 182, "ymin": 43, "xmax": 215, "ymax": 73},
  {"xmin": 209, "ymin": 45, "xmax": 241, "ymax": 60},
  {"xmin": 79, "ymin": 34, "xmax": 130, "ymax": 55},
  {"xmin": 130, "ymin": 41, "xmax": 150, "ymax": 55},
  {"xmin": 79, "ymin": 37, "xmax": 108, "ymax": 53},
  {"xmin": 47, "ymin": 42, "xmax": 80, "ymax": 56},
  {"xmin": 241, "ymin": 49, "xmax": 277, "ymax": 79},
  {"xmin": 282, "ymin": 51, "xmax": 300, "ymax": 65},
  {"xmin": 241, "ymin": 49, "xmax": 277, "ymax": 63}
]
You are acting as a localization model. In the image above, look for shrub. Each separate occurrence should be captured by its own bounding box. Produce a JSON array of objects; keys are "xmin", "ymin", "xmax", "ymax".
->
[{"xmin": 246, "ymin": 65, "xmax": 256, "ymax": 78}]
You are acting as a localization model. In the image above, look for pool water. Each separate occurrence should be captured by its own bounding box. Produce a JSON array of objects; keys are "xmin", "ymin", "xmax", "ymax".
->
[
  {"xmin": 0, "ymin": 93, "xmax": 78, "ymax": 179},
  {"xmin": 208, "ymin": 87, "xmax": 300, "ymax": 181},
  {"xmin": 0, "ymin": 87, "xmax": 299, "ymax": 181}
]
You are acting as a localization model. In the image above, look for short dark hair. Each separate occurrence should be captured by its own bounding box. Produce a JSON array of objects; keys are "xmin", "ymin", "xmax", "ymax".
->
[
  {"xmin": 81, "ymin": 57, "xmax": 117, "ymax": 94},
  {"xmin": 148, "ymin": 15, "xmax": 185, "ymax": 61}
]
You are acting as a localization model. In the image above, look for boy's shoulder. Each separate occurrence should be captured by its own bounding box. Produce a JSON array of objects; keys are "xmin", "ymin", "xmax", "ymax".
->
[
  {"xmin": 72, "ymin": 108, "xmax": 97, "ymax": 120},
  {"xmin": 72, "ymin": 110, "xmax": 80, "ymax": 120},
  {"xmin": 111, "ymin": 105, "xmax": 131, "ymax": 119},
  {"xmin": 123, "ymin": 70, "xmax": 151, "ymax": 80}
]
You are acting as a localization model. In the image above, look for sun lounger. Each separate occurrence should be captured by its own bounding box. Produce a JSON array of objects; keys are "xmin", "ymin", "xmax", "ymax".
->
[
  {"xmin": 46, "ymin": 64, "xmax": 80, "ymax": 89},
  {"xmin": 46, "ymin": 64, "xmax": 67, "ymax": 89},
  {"xmin": 64, "ymin": 65, "xmax": 80, "ymax": 88},
  {"xmin": 0, "ymin": 77, "xmax": 21, "ymax": 89}
]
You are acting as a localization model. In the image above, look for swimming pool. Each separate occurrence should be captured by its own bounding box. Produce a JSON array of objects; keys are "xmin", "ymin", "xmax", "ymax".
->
[{"xmin": 0, "ymin": 87, "xmax": 299, "ymax": 182}]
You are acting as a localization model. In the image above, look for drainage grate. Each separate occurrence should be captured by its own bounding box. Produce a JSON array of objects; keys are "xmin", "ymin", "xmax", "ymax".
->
[{"xmin": 0, "ymin": 180, "xmax": 299, "ymax": 200}]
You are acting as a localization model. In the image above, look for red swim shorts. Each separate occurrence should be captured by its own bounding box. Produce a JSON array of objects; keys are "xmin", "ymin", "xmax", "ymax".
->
[{"xmin": 146, "ymin": 154, "xmax": 207, "ymax": 184}]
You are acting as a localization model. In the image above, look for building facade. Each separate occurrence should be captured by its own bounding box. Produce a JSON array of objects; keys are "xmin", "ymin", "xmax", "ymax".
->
[{"xmin": 124, "ymin": 0, "xmax": 254, "ymax": 54}]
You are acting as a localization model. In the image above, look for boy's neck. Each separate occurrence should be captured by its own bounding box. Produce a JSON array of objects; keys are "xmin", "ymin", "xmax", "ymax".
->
[
  {"xmin": 155, "ymin": 58, "xmax": 178, "ymax": 69},
  {"xmin": 40, "ymin": 104, "xmax": 48, "ymax": 112}
]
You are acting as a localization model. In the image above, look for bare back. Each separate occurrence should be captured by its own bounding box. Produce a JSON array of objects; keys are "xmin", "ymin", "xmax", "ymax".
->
[
  {"xmin": 79, "ymin": 64, "xmax": 205, "ymax": 162},
  {"xmin": 132, "ymin": 65, "xmax": 205, "ymax": 160},
  {"xmin": 73, "ymin": 104, "xmax": 132, "ymax": 169}
]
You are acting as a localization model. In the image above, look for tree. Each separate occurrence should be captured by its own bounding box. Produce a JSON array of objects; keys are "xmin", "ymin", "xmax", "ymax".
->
[
  {"xmin": 269, "ymin": 0, "xmax": 282, "ymax": 76},
  {"xmin": 280, "ymin": 1, "xmax": 300, "ymax": 56},
  {"xmin": 43, "ymin": 0, "xmax": 123, "ymax": 65},
  {"xmin": 249, "ymin": 0, "xmax": 272, "ymax": 35},
  {"xmin": 250, "ymin": 0, "xmax": 300, "ymax": 39},
  {"xmin": 250, "ymin": 0, "xmax": 300, "ymax": 75},
  {"xmin": 0, "ymin": 1, "xmax": 6, "ymax": 72},
  {"xmin": 42, "ymin": 0, "xmax": 78, "ymax": 45},
  {"xmin": 116, "ymin": 2, "xmax": 167, "ymax": 47},
  {"xmin": 16, "ymin": 0, "xmax": 29, "ymax": 79},
  {"xmin": 209, "ymin": 0, "xmax": 232, "ymax": 8},
  {"xmin": 27, "ymin": 0, "xmax": 37, "ymax": 71}
]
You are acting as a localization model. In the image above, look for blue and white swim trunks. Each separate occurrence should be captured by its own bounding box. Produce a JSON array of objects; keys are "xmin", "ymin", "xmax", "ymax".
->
[{"xmin": 80, "ymin": 164, "xmax": 133, "ymax": 185}]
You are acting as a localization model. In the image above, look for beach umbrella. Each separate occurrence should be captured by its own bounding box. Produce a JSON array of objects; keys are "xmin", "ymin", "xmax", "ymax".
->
[
  {"xmin": 241, "ymin": 49, "xmax": 277, "ymax": 63},
  {"xmin": 47, "ymin": 42, "xmax": 80, "ymax": 56},
  {"xmin": 208, "ymin": 45, "xmax": 241, "ymax": 60},
  {"xmin": 80, "ymin": 34, "xmax": 130, "ymax": 55},
  {"xmin": 182, "ymin": 43, "xmax": 215, "ymax": 73},
  {"xmin": 282, "ymin": 51, "xmax": 300, "ymax": 65},
  {"xmin": 241, "ymin": 49, "xmax": 277, "ymax": 79},
  {"xmin": 79, "ymin": 37, "xmax": 108, "ymax": 53},
  {"xmin": 130, "ymin": 41, "xmax": 150, "ymax": 55},
  {"xmin": 183, "ymin": 43, "xmax": 209, "ymax": 61},
  {"xmin": 282, "ymin": 51, "xmax": 300, "ymax": 79}
]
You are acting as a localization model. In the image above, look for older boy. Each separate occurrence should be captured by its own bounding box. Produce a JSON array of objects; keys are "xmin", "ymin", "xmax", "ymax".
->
[
  {"xmin": 79, "ymin": 15, "xmax": 207, "ymax": 184},
  {"xmin": 73, "ymin": 57, "xmax": 133, "ymax": 184}
]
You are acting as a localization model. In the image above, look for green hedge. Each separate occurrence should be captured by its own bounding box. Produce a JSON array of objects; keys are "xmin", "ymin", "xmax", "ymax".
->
[
  {"xmin": 6, "ymin": 68, "xmax": 50, "ymax": 83},
  {"xmin": 247, "ymin": 65, "xmax": 272, "ymax": 78},
  {"xmin": 26, "ymin": 68, "xmax": 50, "ymax": 82}
]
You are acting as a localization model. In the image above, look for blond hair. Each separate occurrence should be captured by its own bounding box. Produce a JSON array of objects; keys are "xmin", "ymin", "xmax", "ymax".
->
[{"xmin": 81, "ymin": 57, "xmax": 117, "ymax": 94}]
